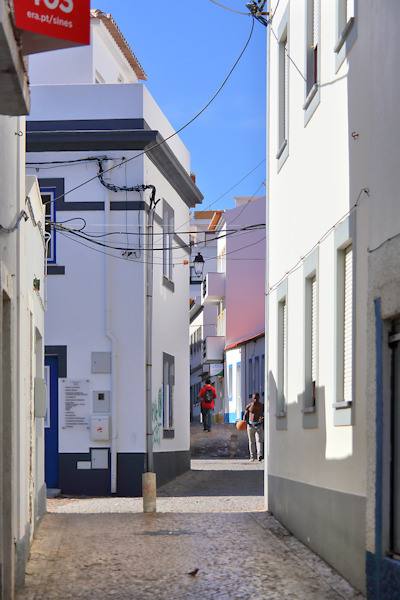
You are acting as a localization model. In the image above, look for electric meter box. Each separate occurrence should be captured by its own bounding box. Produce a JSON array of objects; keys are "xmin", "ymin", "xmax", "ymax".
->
[{"xmin": 91, "ymin": 416, "xmax": 110, "ymax": 441}]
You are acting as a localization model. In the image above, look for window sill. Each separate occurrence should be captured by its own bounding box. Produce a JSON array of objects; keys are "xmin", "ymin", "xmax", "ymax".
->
[
  {"xmin": 333, "ymin": 400, "xmax": 353, "ymax": 409},
  {"xmin": 302, "ymin": 406, "xmax": 316, "ymax": 414},
  {"xmin": 303, "ymin": 84, "xmax": 318, "ymax": 111},
  {"xmin": 275, "ymin": 411, "xmax": 287, "ymax": 418},
  {"xmin": 162, "ymin": 275, "xmax": 175, "ymax": 292},
  {"xmin": 163, "ymin": 429, "xmax": 175, "ymax": 439},
  {"xmin": 276, "ymin": 139, "xmax": 287, "ymax": 160},
  {"xmin": 334, "ymin": 17, "xmax": 355, "ymax": 54}
]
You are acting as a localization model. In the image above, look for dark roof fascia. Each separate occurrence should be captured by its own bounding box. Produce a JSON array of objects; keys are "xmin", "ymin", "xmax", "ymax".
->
[
  {"xmin": 190, "ymin": 303, "xmax": 203, "ymax": 323},
  {"xmin": 26, "ymin": 119, "xmax": 203, "ymax": 208}
]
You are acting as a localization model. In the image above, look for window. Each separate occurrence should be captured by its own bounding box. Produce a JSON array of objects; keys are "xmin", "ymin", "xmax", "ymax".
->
[
  {"xmin": 334, "ymin": 0, "xmax": 356, "ymax": 71},
  {"xmin": 255, "ymin": 356, "xmax": 260, "ymax": 396},
  {"xmin": 248, "ymin": 358, "xmax": 253, "ymax": 399},
  {"xmin": 303, "ymin": 249, "xmax": 319, "ymax": 423},
  {"xmin": 334, "ymin": 216, "xmax": 354, "ymax": 425},
  {"xmin": 304, "ymin": 0, "xmax": 320, "ymax": 123},
  {"xmin": 304, "ymin": 273, "xmax": 318, "ymax": 415},
  {"xmin": 163, "ymin": 201, "xmax": 174, "ymax": 290},
  {"xmin": 276, "ymin": 5, "xmax": 289, "ymax": 169},
  {"xmin": 236, "ymin": 363, "xmax": 241, "ymax": 413},
  {"xmin": 217, "ymin": 244, "xmax": 226, "ymax": 274},
  {"xmin": 278, "ymin": 298, "xmax": 287, "ymax": 413},
  {"xmin": 276, "ymin": 278, "xmax": 288, "ymax": 426},
  {"xmin": 228, "ymin": 365, "xmax": 233, "ymax": 400},
  {"xmin": 40, "ymin": 188, "xmax": 56, "ymax": 263},
  {"xmin": 162, "ymin": 353, "xmax": 174, "ymax": 434},
  {"xmin": 343, "ymin": 245, "xmax": 353, "ymax": 403},
  {"xmin": 261, "ymin": 355, "xmax": 265, "ymax": 399}
]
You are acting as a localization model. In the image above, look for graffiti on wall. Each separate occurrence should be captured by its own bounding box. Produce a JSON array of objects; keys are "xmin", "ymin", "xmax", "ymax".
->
[{"xmin": 152, "ymin": 387, "xmax": 163, "ymax": 446}]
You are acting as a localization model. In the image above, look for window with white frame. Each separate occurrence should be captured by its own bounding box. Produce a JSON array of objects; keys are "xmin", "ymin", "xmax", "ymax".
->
[
  {"xmin": 304, "ymin": 273, "xmax": 318, "ymax": 411},
  {"xmin": 334, "ymin": 218, "xmax": 354, "ymax": 425},
  {"xmin": 277, "ymin": 8, "xmax": 289, "ymax": 166},
  {"xmin": 162, "ymin": 353, "xmax": 174, "ymax": 432},
  {"xmin": 278, "ymin": 298, "xmax": 287, "ymax": 414},
  {"xmin": 342, "ymin": 245, "xmax": 353, "ymax": 404},
  {"xmin": 304, "ymin": 0, "xmax": 320, "ymax": 122},
  {"xmin": 248, "ymin": 358, "xmax": 253, "ymax": 399},
  {"xmin": 163, "ymin": 200, "xmax": 174, "ymax": 289},
  {"xmin": 40, "ymin": 189, "xmax": 56, "ymax": 263},
  {"xmin": 334, "ymin": 0, "xmax": 356, "ymax": 71},
  {"xmin": 276, "ymin": 278, "xmax": 288, "ymax": 424}
]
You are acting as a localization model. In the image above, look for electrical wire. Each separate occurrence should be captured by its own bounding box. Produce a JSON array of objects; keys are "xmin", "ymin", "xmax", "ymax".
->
[
  {"xmin": 266, "ymin": 188, "xmax": 370, "ymax": 296},
  {"xmin": 41, "ymin": 16, "xmax": 256, "ymax": 208},
  {"xmin": 208, "ymin": 0, "xmax": 250, "ymax": 15},
  {"xmin": 50, "ymin": 220, "xmax": 265, "ymax": 253},
  {"xmin": 175, "ymin": 158, "xmax": 266, "ymax": 234},
  {"xmin": 0, "ymin": 210, "xmax": 29, "ymax": 233},
  {"xmin": 368, "ymin": 232, "xmax": 400, "ymax": 254}
]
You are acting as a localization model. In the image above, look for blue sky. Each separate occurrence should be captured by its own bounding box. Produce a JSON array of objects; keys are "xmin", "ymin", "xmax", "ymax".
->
[{"xmin": 96, "ymin": 0, "xmax": 267, "ymax": 211}]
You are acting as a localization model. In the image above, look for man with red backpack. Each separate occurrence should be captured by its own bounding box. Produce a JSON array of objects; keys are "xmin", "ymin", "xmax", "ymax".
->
[{"xmin": 199, "ymin": 378, "xmax": 217, "ymax": 432}]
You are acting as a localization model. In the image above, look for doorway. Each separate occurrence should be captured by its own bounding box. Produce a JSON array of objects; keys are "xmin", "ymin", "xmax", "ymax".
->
[{"xmin": 45, "ymin": 356, "xmax": 59, "ymax": 489}]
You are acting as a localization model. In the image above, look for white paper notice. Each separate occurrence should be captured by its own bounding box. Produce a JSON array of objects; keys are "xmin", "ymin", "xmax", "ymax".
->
[{"xmin": 60, "ymin": 379, "xmax": 90, "ymax": 430}]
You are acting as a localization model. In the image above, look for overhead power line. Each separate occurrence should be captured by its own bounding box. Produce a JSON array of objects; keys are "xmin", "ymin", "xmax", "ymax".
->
[{"xmin": 40, "ymin": 15, "xmax": 256, "ymax": 208}]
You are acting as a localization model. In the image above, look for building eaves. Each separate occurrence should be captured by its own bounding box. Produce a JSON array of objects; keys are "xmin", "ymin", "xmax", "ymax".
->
[
  {"xmin": 224, "ymin": 330, "xmax": 265, "ymax": 351},
  {"xmin": 90, "ymin": 9, "xmax": 147, "ymax": 81},
  {"xmin": 208, "ymin": 211, "xmax": 224, "ymax": 231}
]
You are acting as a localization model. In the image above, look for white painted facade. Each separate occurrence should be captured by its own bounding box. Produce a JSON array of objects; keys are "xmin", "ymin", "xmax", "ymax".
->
[
  {"xmin": 26, "ymin": 13, "xmax": 202, "ymax": 497},
  {"xmin": 265, "ymin": 0, "xmax": 386, "ymax": 594},
  {"xmin": 0, "ymin": 2, "xmax": 48, "ymax": 596},
  {"xmin": 190, "ymin": 197, "xmax": 265, "ymax": 423}
]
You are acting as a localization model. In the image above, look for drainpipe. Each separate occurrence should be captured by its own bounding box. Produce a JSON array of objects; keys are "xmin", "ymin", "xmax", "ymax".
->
[
  {"xmin": 265, "ymin": 0, "xmax": 271, "ymax": 507},
  {"xmin": 104, "ymin": 162, "xmax": 118, "ymax": 494},
  {"xmin": 145, "ymin": 188, "xmax": 157, "ymax": 474},
  {"xmin": 143, "ymin": 188, "xmax": 158, "ymax": 513}
]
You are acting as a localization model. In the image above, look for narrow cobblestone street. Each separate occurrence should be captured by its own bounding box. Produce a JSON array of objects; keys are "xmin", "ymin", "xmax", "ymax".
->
[{"xmin": 17, "ymin": 424, "xmax": 365, "ymax": 599}]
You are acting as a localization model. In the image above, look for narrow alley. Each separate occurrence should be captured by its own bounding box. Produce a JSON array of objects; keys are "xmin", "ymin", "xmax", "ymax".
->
[{"xmin": 17, "ymin": 424, "xmax": 364, "ymax": 600}]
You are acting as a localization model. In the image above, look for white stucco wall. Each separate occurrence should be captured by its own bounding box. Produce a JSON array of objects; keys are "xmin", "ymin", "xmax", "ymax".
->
[{"xmin": 267, "ymin": 0, "xmax": 368, "ymax": 497}]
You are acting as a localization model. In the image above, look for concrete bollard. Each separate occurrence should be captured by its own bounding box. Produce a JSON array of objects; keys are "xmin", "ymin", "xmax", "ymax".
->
[
  {"xmin": 229, "ymin": 433, "xmax": 238, "ymax": 457},
  {"xmin": 142, "ymin": 472, "xmax": 156, "ymax": 513}
]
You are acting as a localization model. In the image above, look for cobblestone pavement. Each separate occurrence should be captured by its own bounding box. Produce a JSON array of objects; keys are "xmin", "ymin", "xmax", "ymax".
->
[{"xmin": 17, "ymin": 424, "xmax": 365, "ymax": 600}]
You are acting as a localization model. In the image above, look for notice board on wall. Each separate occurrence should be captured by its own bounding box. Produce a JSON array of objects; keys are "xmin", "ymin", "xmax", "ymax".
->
[{"xmin": 60, "ymin": 379, "xmax": 90, "ymax": 430}]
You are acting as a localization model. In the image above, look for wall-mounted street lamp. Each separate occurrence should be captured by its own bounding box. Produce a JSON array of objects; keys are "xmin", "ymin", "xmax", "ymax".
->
[{"xmin": 193, "ymin": 252, "xmax": 205, "ymax": 278}]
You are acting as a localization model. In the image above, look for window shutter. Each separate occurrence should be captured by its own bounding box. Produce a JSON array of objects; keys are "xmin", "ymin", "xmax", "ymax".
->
[
  {"xmin": 283, "ymin": 299, "xmax": 287, "ymax": 403},
  {"xmin": 312, "ymin": 0, "xmax": 319, "ymax": 48},
  {"xmin": 284, "ymin": 39, "xmax": 289, "ymax": 141},
  {"xmin": 311, "ymin": 275, "xmax": 317, "ymax": 385},
  {"xmin": 346, "ymin": 0, "xmax": 355, "ymax": 21},
  {"xmin": 343, "ymin": 245, "xmax": 353, "ymax": 402}
]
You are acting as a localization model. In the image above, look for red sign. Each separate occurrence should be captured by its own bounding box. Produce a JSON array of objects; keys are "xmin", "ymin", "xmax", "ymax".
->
[{"xmin": 14, "ymin": 0, "xmax": 90, "ymax": 46}]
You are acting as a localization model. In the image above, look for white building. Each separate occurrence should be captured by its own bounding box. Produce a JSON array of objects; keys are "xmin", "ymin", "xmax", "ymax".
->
[
  {"xmin": 0, "ymin": 0, "xmax": 77, "ymax": 594},
  {"xmin": 265, "ymin": 1, "xmax": 400, "ymax": 595},
  {"xmin": 190, "ymin": 197, "xmax": 266, "ymax": 423},
  {"xmin": 26, "ymin": 10, "xmax": 202, "ymax": 497}
]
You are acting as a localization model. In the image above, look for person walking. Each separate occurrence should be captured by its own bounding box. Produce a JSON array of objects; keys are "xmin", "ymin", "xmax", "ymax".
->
[
  {"xmin": 244, "ymin": 393, "xmax": 264, "ymax": 461},
  {"xmin": 199, "ymin": 379, "xmax": 217, "ymax": 432}
]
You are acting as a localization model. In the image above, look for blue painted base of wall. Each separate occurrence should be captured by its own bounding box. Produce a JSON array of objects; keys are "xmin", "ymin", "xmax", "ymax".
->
[
  {"xmin": 366, "ymin": 552, "xmax": 400, "ymax": 599},
  {"xmin": 224, "ymin": 412, "xmax": 237, "ymax": 423}
]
